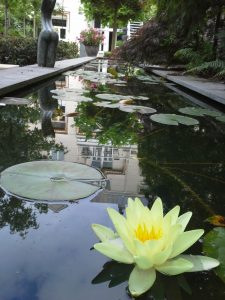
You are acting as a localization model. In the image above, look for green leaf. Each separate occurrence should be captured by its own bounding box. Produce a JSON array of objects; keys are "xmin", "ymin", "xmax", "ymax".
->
[
  {"xmin": 150, "ymin": 114, "xmax": 199, "ymax": 126},
  {"xmin": 216, "ymin": 115, "xmax": 225, "ymax": 123},
  {"xmin": 203, "ymin": 227, "xmax": 225, "ymax": 283},
  {"xmin": 0, "ymin": 161, "xmax": 104, "ymax": 201},
  {"xmin": 95, "ymin": 94, "xmax": 149, "ymax": 101},
  {"xmin": 92, "ymin": 261, "xmax": 133, "ymax": 286},
  {"xmin": 119, "ymin": 105, "xmax": 156, "ymax": 114},
  {"xmin": 178, "ymin": 107, "xmax": 222, "ymax": 117}
]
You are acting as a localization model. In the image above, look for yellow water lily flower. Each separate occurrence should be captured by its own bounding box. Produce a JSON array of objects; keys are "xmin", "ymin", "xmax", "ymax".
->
[{"xmin": 92, "ymin": 197, "xmax": 220, "ymax": 297}]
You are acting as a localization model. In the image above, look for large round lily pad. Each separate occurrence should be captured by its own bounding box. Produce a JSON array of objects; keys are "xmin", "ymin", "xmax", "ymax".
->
[
  {"xmin": 150, "ymin": 113, "xmax": 199, "ymax": 126},
  {"xmin": 0, "ymin": 161, "xmax": 105, "ymax": 202},
  {"xmin": 179, "ymin": 107, "xmax": 222, "ymax": 117}
]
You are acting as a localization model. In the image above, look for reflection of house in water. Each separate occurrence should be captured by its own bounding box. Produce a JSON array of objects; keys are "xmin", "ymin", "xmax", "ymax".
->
[
  {"xmin": 48, "ymin": 204, "xmax": 68, "ymax": 213},
  {"xmin": 47, "ymin": 74, "xmax": 145, "ymax": 196}
]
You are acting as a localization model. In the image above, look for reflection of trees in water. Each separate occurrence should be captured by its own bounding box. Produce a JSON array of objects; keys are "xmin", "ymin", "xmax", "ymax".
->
[
  {"xmin": 0, "ymin": 189, "xmax": 49, "ymax": 238},
  {"xmin": 0, "ymin": 102, "xmax": 60, "ymax": 171},
  {"xmin": 75, "ymin": 102, "xmax": 142, "ymax": 146},
  {"xmin": 137, "ymin": 118, "xmax": 225, "ymax": 219},
  {"xmin": 0, "ymin": 193, "xmax": 38, "ymax": 238}
]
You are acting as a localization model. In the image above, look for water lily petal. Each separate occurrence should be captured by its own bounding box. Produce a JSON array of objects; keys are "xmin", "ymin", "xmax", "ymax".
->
[
  {"xmin": 107, "ymin": 208, "xmax": 134, "ymax": 253},
  {"xmin": 170, "ymin": 229, "xmax": 204, "ymax": 258},
  {"xmin": 94, "ymin": 238, "xmax": 134, "ymax": 264},
  {"xmin": 177, "ymin": 211, "xmax": 192, "ymax": 231},
  {"xmin": 92, "ymin": 224, "xmax": 116, "ymax": 242},
  {"xmin": 156, "ymin": 257, "xmax": 193, "ymax": 275},
  {"xmin": 133, "ymin": 239, "xmax": 153, "ymax": 269},
  {"xmin": 164, "ymin": 205, "xmax": 180, "ymax": 225},
  {"xmin": 153, "ymin": 243, "xmax": 173, "ymax": 265},
  {"xmin": 129, "ymin": 266, "xmax": 156, "ymax": 297},
  {"xmin": 150, "ymin": 197, "xmax": 163, "ymax": 222},
  {"xmin": 179, "ymin": 254, "xmax": 220, "ymax": 272}
]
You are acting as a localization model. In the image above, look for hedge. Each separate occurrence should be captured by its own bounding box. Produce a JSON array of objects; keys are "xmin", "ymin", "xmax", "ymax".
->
[{"xmin": 0, "ymin": 37, "xmax": 79, "ymax": 66}]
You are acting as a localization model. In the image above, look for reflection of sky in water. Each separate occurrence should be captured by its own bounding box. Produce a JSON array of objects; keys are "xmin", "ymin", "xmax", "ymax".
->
[{"xmin": 0, "ymin": 199, "xmax": 130, "ymax": 300}]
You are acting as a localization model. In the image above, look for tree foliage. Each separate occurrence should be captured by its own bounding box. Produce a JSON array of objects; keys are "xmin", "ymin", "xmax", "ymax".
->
[
  {"xmin": 81, "ymin": 0, "xmax": 146, "ymax": 50},
  {"xmin": 113, "ymin": 0, "xmax": 225, "ymax": 72}
]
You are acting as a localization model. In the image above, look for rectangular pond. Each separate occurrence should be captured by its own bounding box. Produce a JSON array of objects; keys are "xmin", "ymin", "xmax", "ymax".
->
[{"xmin": 0, "ymin": 59, "xmax": 225, "ymax": 300}]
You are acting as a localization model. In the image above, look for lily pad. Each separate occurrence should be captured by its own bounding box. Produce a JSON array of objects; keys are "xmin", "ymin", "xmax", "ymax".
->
[
  {"xmin": 95, "ymin": 94, "xmax": 129, "ymax": 101},
  {"xmin": 150, "ymin": 113, "xmax": 199, "ymax": 126},
  {"xmin": 53, "ymin": 95, "xmax": 93, "ymax": 102},
  {"xmin": 179, "ymin": 107, "xmax": 222, "ymax": 117},
  {"xmin": 114, "ymin": 84, "xmax": 127, "ymax": 87},
  {"xmin": 137, "ymin": 75, "xmax": 161, "ymax": 83},
  {"xmin": 0, "ymin": 97, "xmax": 30, "ymax": 105},
  {"xmin": 215, "ymin": 115, "xmax": 225, "ymax": 123},
  {"xmin": 94, "ymin": 102, "xmax": 120, "ymax": 108},
  {"xmin": 119, "ymin": 105, "xmax": 156, "ymax": 114},
  {"xmin": 203, "ymin": 227, "xmax": 225, "ymax": 283},
  {"xmin": 0, "ymin": 161, "xmax": 105, "ymax": 202},
  {"xmin": 95, "ymin": 94, "xmax": 149, "ymax": 101},
  {"xmin": 51, "ymin": 88, "xmax": 88, "ymax": 95}
]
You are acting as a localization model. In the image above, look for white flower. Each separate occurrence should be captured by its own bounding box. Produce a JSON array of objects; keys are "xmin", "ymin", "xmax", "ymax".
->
[{"xmin": 92, "ymin": 197, "xmax": 220, "ymax": 296}]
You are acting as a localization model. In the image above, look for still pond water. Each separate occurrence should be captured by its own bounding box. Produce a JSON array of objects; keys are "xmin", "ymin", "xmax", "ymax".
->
[{"xmin": 0, "ymin": 59, "xmax": 225, "ymax": 300}]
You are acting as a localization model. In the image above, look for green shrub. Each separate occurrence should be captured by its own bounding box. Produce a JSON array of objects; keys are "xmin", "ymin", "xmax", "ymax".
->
[
  {"xmin": 0, "ymin": 37, "xmax": 78, "ymax": 66},
  {"xmin": 57, "ymin": 40, "xmax": 79, "ymax": 60},
  {"xmin": 0, "ymin": 37, "xmax": 37, "ymax": 66}
]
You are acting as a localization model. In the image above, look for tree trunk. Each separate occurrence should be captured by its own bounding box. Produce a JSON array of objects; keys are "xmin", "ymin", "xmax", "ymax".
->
[
  {"xmin": 33, "ymin": 15, "xmax": 36, "ymax": 38},
  {"xmin": 213, "ymin": 6, "xmax": 222, "ymax": 59},
  {"xmin": 111, "ymin": 9, "xmax": 118, "ymax": 51},
  {"xmin": 23, "ymin": 16, "xmax": 26, "ymax": 37},
  {"xmin": 4, "ymin": 0, "xmax": 9, "ymax": 36}
]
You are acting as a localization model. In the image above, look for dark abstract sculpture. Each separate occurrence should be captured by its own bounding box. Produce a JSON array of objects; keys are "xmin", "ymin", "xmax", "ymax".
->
[{"xmin": 37, "ymin": 0, "xmax": 59, "ymax": 67}]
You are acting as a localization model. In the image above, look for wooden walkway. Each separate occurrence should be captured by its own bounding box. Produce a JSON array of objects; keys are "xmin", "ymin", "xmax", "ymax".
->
[
  {"xmin": 0, "ymin": 57, "xmax": 94, "ymax": 97},
  {"xmin": 151, "ymin": 69, "xmax": 225, "ymax": 106}
]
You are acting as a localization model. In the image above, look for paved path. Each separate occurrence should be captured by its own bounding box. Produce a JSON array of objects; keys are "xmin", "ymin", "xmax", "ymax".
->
[
  {"xmin": 0, "ymin": 57, "xmax": 94, "ymax": 97},
  {"xmin": 151, "ymin": 69, "xmax": 225, "ymax": 105}
]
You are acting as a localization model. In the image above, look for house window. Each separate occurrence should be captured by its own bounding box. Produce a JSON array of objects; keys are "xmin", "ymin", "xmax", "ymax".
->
[
  {"xmin": 60, "ymin": 28, "xmax": 66, "ymax": 39},
  {"xmin": 52, "ymin": 19, "xmax": 67, "ymax": 27}
]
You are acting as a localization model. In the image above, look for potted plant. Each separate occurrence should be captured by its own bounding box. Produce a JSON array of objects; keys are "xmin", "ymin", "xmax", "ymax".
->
[{"xmin": 79, "ymin": 28, "xmax": 104, "ymax": 56}]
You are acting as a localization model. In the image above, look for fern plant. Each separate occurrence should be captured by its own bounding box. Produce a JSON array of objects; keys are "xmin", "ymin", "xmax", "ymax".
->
[
  {"xmin": 186, "ymin": 60, "xmax": 225, "ymax": 78},
  {"xmin": 174, "ymin": 48, "xmax": 204, "ymax": 67}
]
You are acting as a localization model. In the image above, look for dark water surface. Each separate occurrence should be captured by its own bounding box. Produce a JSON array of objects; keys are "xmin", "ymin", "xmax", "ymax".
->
[{"xmin": 0, "ymin": 60, "xmax": 225, "ymax": 300}]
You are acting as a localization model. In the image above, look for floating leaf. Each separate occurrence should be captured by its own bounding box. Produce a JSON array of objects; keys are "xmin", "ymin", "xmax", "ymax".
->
[
  {"xmin": 143, "ymin": 82, "xmax": 159, "ymax": 85},
  {"xmin": 137, "ymin": 75, "xmax": 161, "ymax": 83},
  {"xmin": 0, "ymin": 161, "xmax": 105, "ymax": 201},
  {"xmin": 203, "ymin": 227, "xmax": 225, "ymax": 283},
  {"xmin": 216, "ymin": 115, "xmax": 225, "ymax": 123},
  {"xmin": 179, "ymin": 107, "xmax": 222, "ymax": 117},
  {"xmin": 51, "ymin": 88, "xmax": 88, "ymax": 95},
  {"xmin": 94, "ymin": 101, "xmax": 120, "ymax": 108},
  {"xmin": 92, "ymin": 261, "xmax": 133, "ymax": 287},
  {"xmin": 114, "ymin": 83, "xmax": 127, "ymax": 87},
  {"xmin": 119, "ymin": 105, "xmax": 156, "ymax": 114},
  {"xmin": 0, "ymin": 97, "xmax": 30, "ymax": 105},
  {"xmin": 52, "ymin": 94, "xmax": 92, "ymax": 102},
  {"xmin": 206, "ymin": 215, "xmax": 225, "ymax": 227},
  {"xmin": 150, "ymin": 114, "xmax": 199, "ymax": 126},
  {"xmin": 95, "ymin": 94, "xmax": 131, "ymax": 101},
  {"xmin": 95, "ymin": 94, "xmax": 149, "ymax": 101}
]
